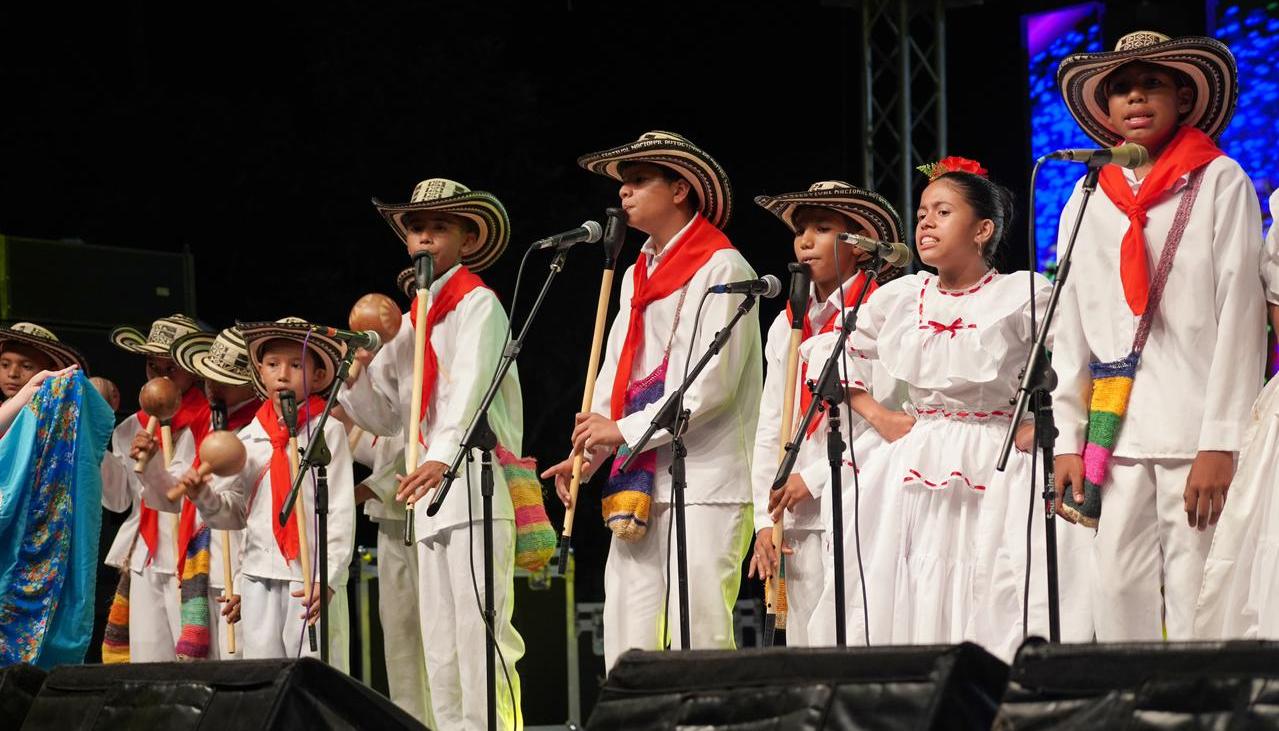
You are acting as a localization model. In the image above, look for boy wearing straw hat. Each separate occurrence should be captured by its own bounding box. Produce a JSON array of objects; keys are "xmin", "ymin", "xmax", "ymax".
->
[
  {"xmin": 100, "ymin": 314, "xmax": 209, "ymax": 663},
  {"xmin": 1051, "ymin": 31, "xmax": 1265, "ymax": 641},
  {"xmin": 138, "ymin": 327, "xmax": 261, "ymax": 660},
  {"xmin": 543, "ymin": 131, "xmax": 762, "ymax": 670},
  {"xmin": 178, "ymin": 318, "xmax": 356, "ymax": 669},
  {"xmin": 748, "ymin": 182, "xmax": 904, "ymax": 646},
  {"xmin": 337, "ymin": 179, "xmax": 524, "ymax": 730}
]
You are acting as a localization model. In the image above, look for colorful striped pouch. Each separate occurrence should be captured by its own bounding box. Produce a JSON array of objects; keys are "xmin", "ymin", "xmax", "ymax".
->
[
  {"xmin": 1061, "ymin": 169, "xmax": 1203, "ymax": 528},
  {"xmin": 495, "ymin": 446, "xmax": 556, "ymax": 572},
  {"xmin": 174, "ymin": 525, "xmax": 211, "ymax": 660},
  {"xmin": 101, "ymin": 570, "xmax": 131, "ymax": 664},
  {"xmin": 602, "ymin": 357, "xmax": 669, "ymax": 541}
]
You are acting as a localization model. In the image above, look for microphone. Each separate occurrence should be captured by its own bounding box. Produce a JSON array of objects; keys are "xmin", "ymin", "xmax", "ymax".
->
[
  {"xmin": 709, "ymin": 274, "xmax": 783, "ymax": 298},
  {"xmin": 307, "ymin": 325, "xmax": 384, "ymax": 355},
  {"xmin": 836, "ymin": 232, "xmax": 914, "ymax": 268},
  {"xmin": 1046, "ymin": 142, "xmax": 1148, "ymax": 169},
  {"xmin": 532, "ymin": 221, "xmax": 603, "ymax": 251}
]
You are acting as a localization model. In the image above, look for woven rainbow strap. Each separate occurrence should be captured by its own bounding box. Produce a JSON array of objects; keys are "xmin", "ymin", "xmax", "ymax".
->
[
  {"xmin": 1060, "ymin": 168, "xmax": 1204, "ymax": 529},
  {"xmin": 601, "ymin": 356, "xmax": 669, "ymax": 541},
  {"xmin": 495, "ymin": 446, "xmax": 556, "ymax": 572},
  {"xmin": 174, "ymin": 525, "xmax": 211, "ymax": 660},
  {"xmin": 101, "ymin": 570, "xmax": 131, "ymax": 664},
  {"xmin": 1062, "ymin": 353, "xmax": 1139, "ymax": 528}
]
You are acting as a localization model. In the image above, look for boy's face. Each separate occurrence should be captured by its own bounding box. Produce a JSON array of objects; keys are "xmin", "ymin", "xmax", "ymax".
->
[
  {"xmin": 915, "ymin": 178, "xmax": 992, "ymax": 271},
  {"xmin": 205, "ymin": 379, "xmax": 258, "ymax": 408},
  {"xmin": 402, "ymin": 212, "xmax": 474, "ymax": 275},
  {"xmin": 145, "ymin": 355, "xmax": 198, "ymax": 394},
  {"xmin": 1104, "ymin": 61, "xmax": 1193, "ymax": 154},
  {"xmin": 0, "ymin": 344, "xmax": 54, "ymax": 398},
  {"xmin": 792, "ymin": 208, "xmax": 869, "ymax": 296},
  {"xmin": 256, "ymin": 340, "xmax": 325, "ymax": 414},
  {"xmin": 618, "ymin": 163, "xmax": 692, "ymax": 234}
]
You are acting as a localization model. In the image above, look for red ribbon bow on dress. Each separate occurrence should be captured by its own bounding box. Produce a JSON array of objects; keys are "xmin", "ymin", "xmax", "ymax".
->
[{"xmin": 927, "ymin": 318, "xmax": 967, "ymax": 338}]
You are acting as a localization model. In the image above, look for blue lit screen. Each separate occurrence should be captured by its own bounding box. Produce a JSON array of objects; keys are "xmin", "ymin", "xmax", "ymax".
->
[{"xmin": 1023, "ymin": 4, "xmax": 1105, "ymax": 272}]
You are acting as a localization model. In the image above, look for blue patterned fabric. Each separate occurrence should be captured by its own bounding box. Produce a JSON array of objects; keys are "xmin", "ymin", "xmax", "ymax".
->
[{"xmin": 0, "ymin": 372, "xmax": 114, "ymax": 667}]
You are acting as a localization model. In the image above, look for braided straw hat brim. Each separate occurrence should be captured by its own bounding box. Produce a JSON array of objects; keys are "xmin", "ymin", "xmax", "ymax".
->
[
  {"xmin": 373, "ymin": 191, "xmax": 510, "ymax": 273},
  {"xmin": 0, "ymin": 326, "xmax": 89, "ymax": 372},
  {"xmin": 237, "ymin": 320, "xmax": 345, "ymax": 399},
  {"xmin": 754, "ymin": 185, "xmax": 904, "ymax": 244},
  {"xmin": 173, "ymin": 329, "xmax": 254, "ymax": 387}
]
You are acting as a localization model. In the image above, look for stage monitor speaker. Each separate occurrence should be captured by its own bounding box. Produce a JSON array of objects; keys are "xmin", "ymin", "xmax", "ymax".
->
[
  {"xmin": 588, "ymin": 642, "xmax": 1009, "ymax": 730},
  {"xmin": 0, "ymin": 664, "xmax": 46, "ymax": 729},
  {"xmin": 21, "ymin": 658, "xmax": 424, "ymax": 730},
  {"xmin": 996, "ymin": 638, "xmax": 1279, "ymax": 728}
]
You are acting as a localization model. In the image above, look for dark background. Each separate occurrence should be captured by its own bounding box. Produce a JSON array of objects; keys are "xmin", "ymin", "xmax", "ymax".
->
[{"xmin": 0, "ymin": 0, "xmax": 1203, "ymax": 680}]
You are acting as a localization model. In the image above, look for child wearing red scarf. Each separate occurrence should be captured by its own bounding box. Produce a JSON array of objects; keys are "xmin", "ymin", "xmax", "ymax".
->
[
  {"xmin": 100, "ymin": 314, "xmax": 208, "ymax": 663},
  {"xmin": 338, "ymin": 179, "xmax": 523, "ymax": 730},
  {"xmin": 1051, "ymin": 32, "xmax": 1265, "ymax": 642},
  {"xmin": 180, "ymin": 319, "xmax": 355, "ymax": 671},
  {"xmin": 543, "ymin": 132, "xmax": 762, "ymax": 671},
  {"xmin": 746, "ymin": 182, "xmax": 905, "ymax": 647}
]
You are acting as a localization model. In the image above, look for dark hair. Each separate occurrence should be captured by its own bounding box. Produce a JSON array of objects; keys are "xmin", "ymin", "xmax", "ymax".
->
[
  {"xmin": 932, "ymin": 171, "xmax": 1015, "ymax": 267},
  {"xmin": 617, "ymin": 161, "xmax": 701, "ymax": 213}
]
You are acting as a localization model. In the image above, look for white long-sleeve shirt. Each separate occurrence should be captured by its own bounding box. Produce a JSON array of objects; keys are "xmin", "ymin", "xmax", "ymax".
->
[
  {"xmin": 338, "ymin": 263, "xmax": 521, "ymax": 541},
  {"xmin": 192, "ymin": 411, "xmax": 355, "ymax": 587},
  {"xmin": 591, "ymin": 217, "xmax": 763, "ymax": 506},
  {"xmin": 1050, "ymin": 156, "xmax": 1266, "ymax": 458},
  {"xmin": 101, "ymin": 414, "xmax": 195, "ymax": 574},
  {"xmin": 350, "ymin": 430, "xmax": 406, "ymax": 522}
]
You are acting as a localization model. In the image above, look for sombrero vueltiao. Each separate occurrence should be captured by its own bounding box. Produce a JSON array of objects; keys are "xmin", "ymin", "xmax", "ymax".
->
[
  {"xmin": 373, "ymin": 178, "xmax": 511, "ymax": 272},
  {"xmin": 172, "ymin": 327, "xmax": 253, "ymax": 387},
  {"xmin": 577, "ymin": 131, "xmax": 733, "ymax": 229},
  {"xmin": 238, "ymin": 317, "xmax": 345, "ymax": 399},
  {"xmin": 0, "ymin": 322, "xmax": 89, "ymax": 372},
  {"xmin": 111, "ymin": 314, "xmax": 205, "ymax": 356},
  {"xmin": 1057, "ymin": 31, "xmax": 1238, "ymax": 147},
  {"xmin": 754, "ymin": 180, "xmax": 904, "ymax": 244}
]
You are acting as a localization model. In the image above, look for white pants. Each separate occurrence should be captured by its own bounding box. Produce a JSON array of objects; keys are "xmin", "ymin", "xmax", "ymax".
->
[
  {"xmin": 1093, "ymin": 457, "xmax": 1212, "ymax": 641},
  {"xmin": 780, "ymin": 529, "xmax": 824, "ymax": 647},
  {"xmin": 417, "ymin": 521, "xmax": 523, "ymax": 731},
  {"xmin": 205, "ymin": 584, "xmax": 237, "ymax": 661},
  {"xmin": 127, "ymin": 566, "xmax": 180, "ymax": 662},
  {"xmin": 603, "ymin": 502, "xmax": 752, "ymax": 670},
  {"xmin": 377, "ymin": 520, "xmax": 433, "ymax": 726},
  {"xmin": 239, "ymin": 575, "xmax": 350, "ymax": 672}
]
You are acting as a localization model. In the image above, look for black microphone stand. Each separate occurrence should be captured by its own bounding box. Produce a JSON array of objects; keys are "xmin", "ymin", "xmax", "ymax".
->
[
  {"xmin": 619, "ymin": 291, "xmax": 763, "ymax": 650},
  {"xmin": 771, "ymin": 254, "xmax": 881, "ymax": 646},
  {"xmin": 423, "ymin": 244, "xmax": 572, "ymax": 731},
  {"xmin": 996, "ymin": 162, "xmax": 1103, "ymax": 644},
  {"xmin": 310, "ymin": 428, "xmax": 333, "ymax": 664}
]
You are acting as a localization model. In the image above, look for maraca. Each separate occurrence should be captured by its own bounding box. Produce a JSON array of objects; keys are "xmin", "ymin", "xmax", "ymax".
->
[
  {"xmin": 134, "ymin": 377, "xmax": 182, "ymax": 473},
  {"xmin": 165, "ymin": 430, "xmax": 247, "ymax": 501}
]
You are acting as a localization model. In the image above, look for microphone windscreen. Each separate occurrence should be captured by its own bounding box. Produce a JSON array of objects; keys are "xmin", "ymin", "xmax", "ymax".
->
[
  {"xmin": 582, "ymin": 220, "xmax": 604, "ymax": 244},
  {"xmin": 1113, "ymin": 142, "xmax": 1149, "ymax": 169},
  {"xmin": 887, "ymin": 242, "xmax": 914, "ymax": 268},
  {"xmin": 761, "ymin": 274, "xmax": 783, "ymax": 299}
]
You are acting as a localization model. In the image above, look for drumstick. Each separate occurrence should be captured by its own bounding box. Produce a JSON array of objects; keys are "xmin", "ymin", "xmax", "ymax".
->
[
  {"xmin": 557, "ymin": 207, "xmax": 628, "ymax": 574},
  {"xmin": 404, "ymin": 251, "xmax": 434, "ymax": 546}
]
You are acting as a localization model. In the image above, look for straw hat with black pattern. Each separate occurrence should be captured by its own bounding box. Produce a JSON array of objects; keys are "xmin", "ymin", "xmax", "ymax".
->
[
  {"xmin": 172, "ymin": 327, "xmax": 253, "ymax": 387},
  {"xmin": 373, "ymin": 178, "xmax": 510, "ymax": 272},
  {"xmin": 111, "ymin": 314, "xmax": 205, "ymax": 356},
  {"xmin": 237, "ymin": 317, "xmax": 345, "ymax": 398},
  {"xmin": 1057, "ymin": 31, "xmax": 1238, "ymax": 147},
  {"xmin": 577, "ymin": 130, "xmax": 733, "ymax": 230},
  {"xmin": 0, "ymin": 322, "xmax": 89, "ymax": 372},
  {"xmin": 755, "ymin": 180, "xmax": 904, "ymax": 244}
]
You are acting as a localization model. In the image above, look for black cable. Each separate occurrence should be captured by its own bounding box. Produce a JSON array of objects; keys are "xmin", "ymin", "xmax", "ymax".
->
[
  {"xmin": 661, "ymin": 288, "xmax": 711, "ymax": 650},
  {"xmin": 834, "ymin": 240, "xmax": 871, "ymax": 645},
  {"xmin": 465, "ymin": 458, "xmax": 519, "ymax": 729}
]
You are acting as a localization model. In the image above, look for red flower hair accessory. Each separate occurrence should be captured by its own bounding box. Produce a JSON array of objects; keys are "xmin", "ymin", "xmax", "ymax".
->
[{"xmin": 917, "ymin": 156, "xmax": 988, "ymax": 181}]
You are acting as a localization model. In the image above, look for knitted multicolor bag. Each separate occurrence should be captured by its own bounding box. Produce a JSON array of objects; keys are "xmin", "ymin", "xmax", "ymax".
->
[
  {"xmin": 601, "ymin": 287, "xmax": 689, "ymax": 542},
  {"xmin": 100, "ymin": 570, "xmax": 131, "ymax": 664},
  {"xmin": 495, "ymin": 446, "xmax": 556, "ymax": 572},
  {"xmin": 1062, "ymin": 170, "xmax": 1203, "ymax": 528},
  {"xmin": 174, "ymin": 525, "xmax": 212, "ymax": 660}
]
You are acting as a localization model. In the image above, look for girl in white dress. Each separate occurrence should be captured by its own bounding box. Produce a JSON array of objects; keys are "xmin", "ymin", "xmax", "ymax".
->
[{"xmin": 811, "ymin": 158, "xmax": 1054, "ymax": 661}]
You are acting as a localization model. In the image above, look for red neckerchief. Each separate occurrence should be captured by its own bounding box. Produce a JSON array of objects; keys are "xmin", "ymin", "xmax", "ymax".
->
[
  {"xmin": 176, "ymin": 397, "xmax": 261, "ymax": 578},
  {"xmin": 1098, "ymin": 125, "xmax": 1223, "ymax": 316},
  {"xmin": 787, "ymin": 273, "xmax": 877, "ymax": 438},
  {"xmin": 135, "ymin": 385, "xmax": 210, "ymax": 564},
  {"xmin": 409, "ymin": 265, "xmax": 490, "ymax": 421},
  {"xmin": 610, "ymin": 214, "xmax": 734, "ymax": 420},
  {"xmin": 255, "ymin": 395, "xmax": 326, "ymax": 562}
]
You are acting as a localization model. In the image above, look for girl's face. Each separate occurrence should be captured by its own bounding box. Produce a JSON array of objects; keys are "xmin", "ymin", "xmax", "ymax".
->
[{"xmin": 914, "ymin": 178, "xmax": 993, "ymax": 273}]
